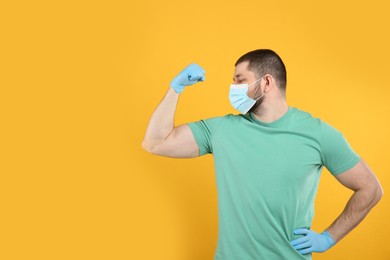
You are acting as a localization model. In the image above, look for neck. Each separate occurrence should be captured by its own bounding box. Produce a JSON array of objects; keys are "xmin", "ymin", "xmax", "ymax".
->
[{"xmin": 252, "ymin": 98, "xmax": 289, "ymax": 123}]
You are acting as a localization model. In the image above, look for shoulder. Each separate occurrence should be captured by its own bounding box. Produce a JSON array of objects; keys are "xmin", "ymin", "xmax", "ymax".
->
[
  {"xmin": 200, "ymin": 113, "xmax": 233, "ymax": 123},
  {"xmin": 199, "ymin": 113, "xmax": 245, "ymax": 123},
  {"xmin": 294, "ymin": 108, "xmax": 345, "ymax": 144},
  {"xmin": 290, "ymin": 106, "xmax": 323, "ymax": 127},
  {"xmin": 288, "ymin": 107, "xmax": 344, "ymax": 140},
  {"xmin": 187, "ymin": 113, "xmax": 233, "ymax": 132}
]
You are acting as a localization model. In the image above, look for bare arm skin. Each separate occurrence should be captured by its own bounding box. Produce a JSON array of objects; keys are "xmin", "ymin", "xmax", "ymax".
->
[
  {"xmin": 141, "ymin": 87, "xmax": 199, "ymax": 158},
  {"xmin": 324, "ymin": 158, "xmax": 383, "ymax": 243}
]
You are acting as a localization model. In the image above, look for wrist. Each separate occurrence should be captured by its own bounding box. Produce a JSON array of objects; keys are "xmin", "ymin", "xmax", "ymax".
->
[
  {"xmin": 170, "ymin": 82, "xmax": 183, "ymax": 94},
  {"xmin": 321, "ymin": 231, "xmax": 336, "ymax": 247},
  {"xmin": 168, "ymin": 85, "xmax": 182, "ymax": 96}
]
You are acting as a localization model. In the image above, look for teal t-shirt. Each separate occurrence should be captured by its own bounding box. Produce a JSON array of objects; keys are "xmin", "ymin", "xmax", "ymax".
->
[{"xmin": 187, "ymin": 106, "xmax": 360, "ymax": 260}]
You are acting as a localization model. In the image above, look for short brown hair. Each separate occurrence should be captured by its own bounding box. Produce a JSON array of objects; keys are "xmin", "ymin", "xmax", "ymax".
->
[{"xmin": 235, "ymin": 49, "xmax": 287, "ymax": 96}]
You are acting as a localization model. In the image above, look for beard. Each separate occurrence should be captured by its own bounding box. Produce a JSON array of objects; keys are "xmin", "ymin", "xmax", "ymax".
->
[{"xmin": 247, "ymin": 95, "xmax": 265, "ymax": 114}]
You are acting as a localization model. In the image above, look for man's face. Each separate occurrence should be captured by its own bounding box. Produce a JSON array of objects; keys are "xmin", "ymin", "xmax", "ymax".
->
[
  {"xmin": 233, "ymin": 61, "xmax": 265, "ymax": 112},
  {"xmin": 233, "ymin": 61, "xmax": 256, "ymax": 84}
]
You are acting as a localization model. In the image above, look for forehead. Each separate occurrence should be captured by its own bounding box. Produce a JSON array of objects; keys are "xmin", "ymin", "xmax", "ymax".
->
[{"xmin": 233, "ymin": 61, "xmax": 255, "ymax": 79}]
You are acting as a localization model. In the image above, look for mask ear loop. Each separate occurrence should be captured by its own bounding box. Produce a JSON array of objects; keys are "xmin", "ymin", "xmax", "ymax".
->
[
  {"xmin": 248, "ymin": 77, "xmax": 263, "ymax": 88},
  {"xmin": 254, "ymin": 92, "xmax": 265, "ymax": 101},
  {"xmin": 252, "ymin": 77, "xmax": 265, "ymax": 101}
]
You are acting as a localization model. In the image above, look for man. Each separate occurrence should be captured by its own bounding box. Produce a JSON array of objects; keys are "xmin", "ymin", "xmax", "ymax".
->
[{"xmin": 141, "ymin": 49, "xmax": 383, "ymax": 259}]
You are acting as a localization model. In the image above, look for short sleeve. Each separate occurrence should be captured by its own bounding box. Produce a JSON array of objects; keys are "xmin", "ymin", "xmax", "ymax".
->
[
  {"xmin": 186, "ymin": 115, "xmax": 225, "ymax": 156},
  {"xmin": 320, "ymin": 121, "xmax": 361, "ymax": 176}
]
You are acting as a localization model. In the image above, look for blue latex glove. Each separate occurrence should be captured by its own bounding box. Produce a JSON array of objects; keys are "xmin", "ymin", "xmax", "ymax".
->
[
  {"xmin": 170, "ymin": 63, "xmax": 206, "ymax": 93},
  {"xmin": 290, "ymin": 228, "xmax": 336, "ymax": 255}
]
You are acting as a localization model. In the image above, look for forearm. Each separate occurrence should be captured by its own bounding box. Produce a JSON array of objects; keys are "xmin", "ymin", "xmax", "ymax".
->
[
  {"xmin": 142, "ymin": 87, "xmax": 179, "ymax": 149},
  {"xmin": 324, "ymin": 186, "xmax": 382, "ymax": 243}
]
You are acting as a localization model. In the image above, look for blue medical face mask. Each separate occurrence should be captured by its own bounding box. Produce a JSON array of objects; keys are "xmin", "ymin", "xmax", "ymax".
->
[{"xmin": 229, "ymin": 77, "xmax": 265, "ymax": 114}]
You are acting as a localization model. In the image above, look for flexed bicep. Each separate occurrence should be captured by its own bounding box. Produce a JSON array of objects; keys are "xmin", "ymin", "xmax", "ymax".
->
[{"xmin": 143, "ymin": 124, "xmax": 200, "ymax": 158}]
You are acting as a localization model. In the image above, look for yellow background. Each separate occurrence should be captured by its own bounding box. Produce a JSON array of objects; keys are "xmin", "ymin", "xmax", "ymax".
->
[{"xmin": 1, "ymin": 0, "xmax": 389, "ymax": 259}]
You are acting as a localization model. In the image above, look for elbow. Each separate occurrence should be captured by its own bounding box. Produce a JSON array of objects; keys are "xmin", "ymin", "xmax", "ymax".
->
[
  {"xmin": 370, "ymin": 182, "xmax": 384, "ymax": 205},
  {"xmin": 141, "ymin": 140, "xmax": 160, "ymax": 154},
  {"xmin": 141, "ymin": 140, "xmax": 154, "ymax": 153},
  {"xmin": 375, "ymin": 183, "xmax": 384, "ymax": 202}
]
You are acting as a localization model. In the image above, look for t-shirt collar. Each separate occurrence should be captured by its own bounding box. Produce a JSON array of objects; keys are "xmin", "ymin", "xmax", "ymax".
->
[{"xmin": 248, "ymin": 106, "xmax": 294, "ymax": 127}]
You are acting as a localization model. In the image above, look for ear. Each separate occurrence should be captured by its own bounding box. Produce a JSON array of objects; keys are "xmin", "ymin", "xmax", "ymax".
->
[
  {"xmin": 263, "ymin": 74, "xmax": 275, "ymax": 92},
  {"xmin": 264, "ymin": 74, "xmax": 272, "ymax": 85}
]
